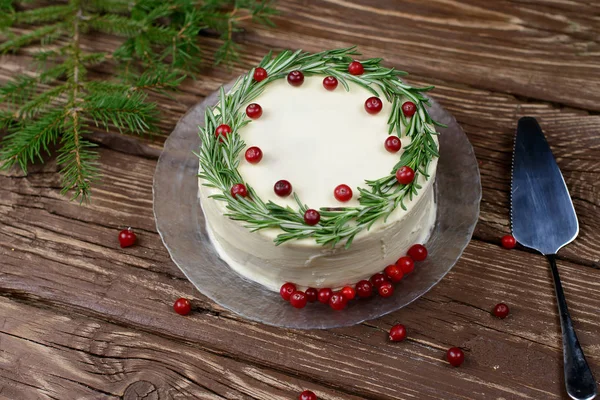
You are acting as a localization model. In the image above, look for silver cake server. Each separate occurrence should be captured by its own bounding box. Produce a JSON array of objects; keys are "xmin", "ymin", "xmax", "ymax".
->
[{"xmin": 511, "ymin": 116, "xmax": 597, "ymax": 400}]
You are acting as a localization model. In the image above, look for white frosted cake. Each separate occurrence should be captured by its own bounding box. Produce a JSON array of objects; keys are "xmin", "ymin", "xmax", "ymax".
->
[{"xmin": 197, "ymin": 48, "xmax": 440, "ymax": 307}]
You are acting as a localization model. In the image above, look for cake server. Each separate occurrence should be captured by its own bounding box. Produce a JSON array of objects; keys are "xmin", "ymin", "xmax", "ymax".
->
[{"xmin": 511, "ymin": 117, "xmax": 597, "ymax": 400}]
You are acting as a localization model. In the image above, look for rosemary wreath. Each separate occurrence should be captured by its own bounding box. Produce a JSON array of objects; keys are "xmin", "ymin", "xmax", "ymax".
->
[{"xmin": 197, "ymin": 47, "xmax": 442, "ymax": 248}]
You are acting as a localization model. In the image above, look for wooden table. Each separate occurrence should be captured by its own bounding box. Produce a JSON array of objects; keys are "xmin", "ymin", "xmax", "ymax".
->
[{"xmin": 1, "ymin": 1, "xmax": 599, "ymax": 399}]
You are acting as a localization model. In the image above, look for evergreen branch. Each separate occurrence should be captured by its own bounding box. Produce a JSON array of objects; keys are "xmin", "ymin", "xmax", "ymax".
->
[
  {"xmin": 84, "ymin": 91, "xmax": 158, "ymax": 134},
  {"xmin": 13, "ymin": 5, "xmax": 75, "ymax": 25},
  {"xmin": 0, "ymin": 23, "xmax": 65, "ymax": 53}
]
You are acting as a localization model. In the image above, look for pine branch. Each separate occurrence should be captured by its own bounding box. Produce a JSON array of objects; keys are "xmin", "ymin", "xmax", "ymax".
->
[{"xmin": 84, "ymin": 91, "xmax": 158, "ymax": 134}]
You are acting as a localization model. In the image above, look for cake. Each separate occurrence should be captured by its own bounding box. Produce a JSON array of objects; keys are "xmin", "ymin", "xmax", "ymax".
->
[{"xmin": 198, "ymin": 48, "xmax": 440, "ymax": 304}]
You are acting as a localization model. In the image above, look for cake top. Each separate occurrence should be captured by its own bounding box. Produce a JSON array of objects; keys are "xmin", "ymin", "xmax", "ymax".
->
[{"xmin": 198, "ymin": 47, "xmax": 441, "ymax": 248}]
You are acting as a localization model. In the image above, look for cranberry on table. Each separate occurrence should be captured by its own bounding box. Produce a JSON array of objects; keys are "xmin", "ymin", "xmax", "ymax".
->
[
  {"xmin": 370, "ymin": 272, "xmax": 389, "ymax": 288},
  {"xmin": 378, "ymin": 281, "xmax": 394, "ymax": 298},
  {"xmin": 290, "ymin": 291, "xmax": 308, "ymax": 309},
  {"xmin": 287, "ymin": 70, "xmax": 305, "ymax": 86},
  {"xmin": 493, "ymin": 303, "xmax": 510, "ymax": 319},
  {"xmin": 299, "ymin": 390, "xmax": 317, "ymax": 400},
  {"xmin": 396, "ymin": 256, "xmax": 415, "ymax": 274},
  {"xmin": 408, "ymin": 244, "xmax": 428, "ymax": 261},
  {"xmin": 245, "ymin": 146, "xmax": 263, "ymax": 164},
  {"xmin": 305, "ymin": 288, "xmax": 318, "ymax": 303},
  {"xmin": 364, "ymin": 96, "xmax": 383, "ymax": 115},
  {"xmin": 118, "ymin": 227, "xmax": 136, "ymax": 248},
  {"xmin": 334, "ymin": 184, "xmax": 353, "ymax": 202},
  {"xmin": 304, "ymin": 209, "xmax": 321, "ymax": 226},
  {"xmin": 253, "ymin": 67, "xmax": 268, "ymax": 82},
  {"xmin": 384, "ymin": 264, "xmax": 404, "ymax": 283},
  {"xmin": 348, "ymin": 61, "xmax": 364, "ymax": 75},
  {"xmin": 402, "ymin": 101, "xmax": 417, "ymax": 117},
  {"xmin": 245, "ymin": 103, "xmax": 263, "ymax": 119},
  {"xmin": 355, "ymin": 280, "xmax": 373, "ymax": 298},
  {"xmin": 173, "ymin": 297, "xmax": 191, "ymax": 316},
  {"xmin": 385, "ymin": 136, "xmax": 402, "ymax": 153},
  {"xmin": 318, "ymin": 288, "xmax": 333, "ymax": 304},
  {"xmin": 323, "ymin": 76, "xmax": 338, "ymax": 91},
  {"xmin": 396, "ymin": 166, "xmax": 415, "ymax": 185},
  {"xmin": 501, "ymin": 234, "xmax": 517, "ymax": 249},
  {"xmin": 274, "ymin": 180, "xmax": 292, "ymax": 197},
  {"xmin": 280, "ymin": 282, "xmax": 296, "ymax": 301},
  {"xmin": 389, "ymin": 324, "xmax": 407, "ymax": 342},
  {"xmin": 329, "ymin": 292, "xmax": 347, "ymax": 310},
  {"xmin": 230, "ymin": 183, "xmax": 248, "ymax": 199},
  {"xmin": 447, "ymin": 347, "xmax": 465, "ymax": 367},
  {"xmin": 214, "ymin": 123, "xmax": 232, "ymax": 142},
  {"xmin": 341, "ymin": 286, "xmax": 356, "ymax": 300}
]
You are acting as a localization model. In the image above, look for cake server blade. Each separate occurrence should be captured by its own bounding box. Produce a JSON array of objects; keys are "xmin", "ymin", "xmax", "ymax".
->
[{"xmin": 511, "ymin": 116, "xmax": 596, "ymax": 400}]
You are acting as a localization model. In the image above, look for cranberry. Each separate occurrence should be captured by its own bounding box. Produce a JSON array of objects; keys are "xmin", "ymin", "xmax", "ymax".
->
[
  {"xmin": 407, "ymin": 244, "xmax": 428, "ymax": 261},
  {"xmin": 501, "ymin": 235, "xmax": 517, "ymax": 249},
  {"xmin": 280, "ymin": 282, "xmax": 296, "ymax": 301},
  {"xmin": 493, "ymin": 303, "xmax": 510, "ymax": 319},
  {"xmin": 348, "ymin": 61, "xmax": 364, "ymax": 75},
  {"xmin": 230, "ymin": 183, "xmax": 248, "ymax": 199},
  {"xmin": 318, "ymin": 288, "xmax": 333, "ymax": 304},
  {"xmin": 334, "ymin": 184, "xmax": 353, "ymax": 202},
  {"xmin": 385, "ymin": 136, "xmax": 402, "ymax": 153},
  {"xmin": 355, "ymin": 280, "xmax": 373, "ymax": 298},
  {"xmin": 245, "ymin": 103, "xmax": 263, "ymax": 119},
  {"xmin": 245, "ymin": 146, "xmax": 263, "ymax": 164},
  {"xmin": 384, "ymin": 264, "xmax": 404, "ymax": 283},
  {"xmin": 402, "ymin": 101, "xmax": 417, "ymax": 117},
  {"xmin": 447, "ymin": 347, "xmax": 465, "ymax": 367},
  {"xmin": 274, "ymin": 180, "xmax": 292, "ymax": 197},
  {"xmin": 389, "ymin": 324, "xmax": 407, "ymax": 342},
  {"xmin": 290, "ymin": 291, "xmax": 307, "ymax": 309},
  {"xmin": 299, "ymin": 390, "xmax": 317, "ymax": 400},
  {"xmin": 341, "ymin": 286, "xmax": 356, "ymax": 301},
  {"xmin": 378, "ymin": 281, "xmax": 394, "ymax": 298},
  {"xmin": 287, "ymin": 70, "xmax": 304, "ymax": 87},
  {"xmin": 173, "ymin": 298, "xmax": 191, "ymax": 316},
  {"xmin": 370, "ymin": 273, "xmax": 389, "ymax": 288},
  {"xmin": 304, "ymin": 209, "xmax": 320, "ymax": 226},
  {"xmin": 118, "ymin": 227, "xmax": 137, "ymax": 248},
  {"xmin": 364, "ymin": 96, "xmax": 383, "ymax": 115},
  {"xmin": 396, "ymin": 256, "xmax": 414, "ymax": 274},
  {"xmin": 215, "ymin": 124, "xmax": 232, "ymax": 142},
  {"xmin": 253, "ymin": 67, "xmax": 267, "ymax": 82},
  {"xmin": 329, "ymin": 292, "xmax": 347, "ymax": 310},
  {"xmin": 396, "ymin": 166, "xmax": 415, "ymax": 185},
  {"xmin": 323, "ymin": 76, "xmax": 338, "ymax": 91},
  {"xmin": 305, "ymin": 288, "xmax": 318, "ymax": 303}
]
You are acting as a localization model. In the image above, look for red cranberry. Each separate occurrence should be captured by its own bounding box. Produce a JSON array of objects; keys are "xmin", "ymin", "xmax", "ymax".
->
[
  {"xmin": 290, "ymin": 291, "xmax": 307, "ymax": 308},
  {"xmin": 355, "ymin": 280, "xmax": 373, "ymax": 298},
  {"xmin": 280, "ymin": 282, "xmax": 296, "ymax": 301},
  {"xmin": 385, "ymin": 136, "xmax": 402, "ymax": 153},
  {"xmin": 215, "ymin": 124, "xmax": 232, "ymax": 142},
  {"xmin": 173, "ymin": 298, "xmax": 191, "ymax": 316},
  {"xmin": 245, "ymin": 146, "xmax": 263, "ymax": 164},
  {"xmin": 253, "ymin": 67, "xmax": 267, "ymax": 82},
  {"xmin": 447, "ymin": 347, "xmax": 465, "ymax": 367},
  {"xmin": 287, "ymin": 70, "xmax": 304, "ymax": 87},
  {"xmin": 305, "ymin": 288, "xmax": 318, "ymax": 303},
  {"xmin": 348, "ymin": 61, "xmax": 364, "ymax": 75},
  {"xmin": 501, "ymin": 235, "xmax": 517, "ymax": 249},
  {"xmin": 408, "ymin": 244, "xmax": 428, "ymax": 261},
  {"xmin": 245, "ymin": 103, "xmax": 263, "ymax": 119},
  {"xmin": 402, "ymin": 101, "xmax": 417, "ymax": 117},
  {"xmin": 334, "ymin": 184, "xmax": 353, "ymax": 202},
  {"xmin": 389, "ymin": 324, "xmax": 407, "ymax": 342},
  {"xmin": 299, "ymin": 390, "xmax": 317, "ymax": 400},
  {"xmin": 341, "ymin": 286, "xmax": 356, "ymax": 301},
  {"xmin": 396, "ymin": 166, "xmax": 415, "ymax": 185},
  {"xmin": 230, "ymin": 183, "xmax": 248, "ymax": 199},
  {"xmin": 274, "ymin": 180, "xmax": 292, "ymax": 197},
  {"xmin": 370, "ymin": 273, "xmax": 389, "ymax": 288},
  {"xmin": 329, "ymin": 292, "xmax": 347, "ymax": 310},
  {"xmin": 493, "ymin": 303, "xmax": 510, "ymax": 319},
  {"xmin": 323, "ymin": 76, "xmax": 338, "ymax": 91},
  {"xmin": 396, "ymin": 256, "xmax": 414, "ymax": 274},
  {"xmin": 118, "ymin": 227, "xmax": 137, "ymax": 248},
  {"xmin": 384, "ymin": 264, "xmax": 404, "ymax": 283},
  {"xmin": 378, "ymin": 281, "xmax": 394, "ymax": 298},
  {"xmin": 318, "ymin": 288, "xmax": 333, "ymax": 304},
  {"xmin": 304, "ymin": 209, "xmax": 320, "ymax": 226},
  {"xmin": 364, "ymin": 96, "xmax": 383, "ymax": 115}
]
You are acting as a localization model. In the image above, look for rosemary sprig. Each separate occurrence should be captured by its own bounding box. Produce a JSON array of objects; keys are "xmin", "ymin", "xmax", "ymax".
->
[{"xmin": 198, "ymin": 47, "xmax": 442, "ymax": 248}]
